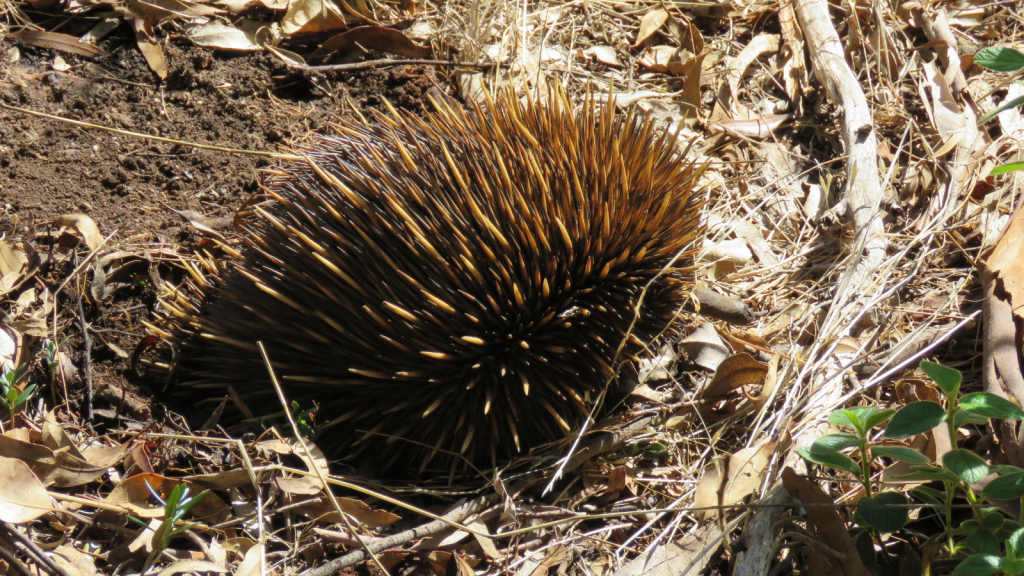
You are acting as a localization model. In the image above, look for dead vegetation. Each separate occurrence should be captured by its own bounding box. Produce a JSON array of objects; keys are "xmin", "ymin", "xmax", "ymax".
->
[{"xmin": 0, "ymin": 0, "xmax": 1023, "ymax": 575}]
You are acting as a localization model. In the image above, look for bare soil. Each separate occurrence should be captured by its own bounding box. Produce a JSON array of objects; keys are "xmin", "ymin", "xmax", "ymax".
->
[{"xmin": 0, "ymin": 38, "xmax": 442, "ymax": 422}]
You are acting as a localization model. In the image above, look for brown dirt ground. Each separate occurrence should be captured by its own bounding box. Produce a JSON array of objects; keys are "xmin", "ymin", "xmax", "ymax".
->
[{"xmin": 0, "ymin": 37, "xmax": 443, "ymax": 426}]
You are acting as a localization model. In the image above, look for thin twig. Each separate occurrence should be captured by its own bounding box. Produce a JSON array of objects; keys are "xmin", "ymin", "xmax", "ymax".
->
[
  {"xmin": 259, "ymin": 342, "xmax": 388, "ymax": 576},
  {"xmin": 0, "ymin": 537, "xmax": 36, "ymax": 576},
  {"xmin": 77, "ymin": 297, "xmax": 93, "ymax": 423},
  {"xmin": 0, "ymin": 525, "xmax": 73, "ymax": 576},
  {"xmin": 0, "ymin": 103, "xmax": 301, "ymax": 161},
  {"xmin": 287, "ymin": 58, "xmax": 508, "ymax": 74}
]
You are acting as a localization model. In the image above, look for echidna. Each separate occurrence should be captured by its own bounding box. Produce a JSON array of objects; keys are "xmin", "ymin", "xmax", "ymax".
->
[{"xmin": 165, "ymin": 87, "xmax": 704, "ymax": 473}]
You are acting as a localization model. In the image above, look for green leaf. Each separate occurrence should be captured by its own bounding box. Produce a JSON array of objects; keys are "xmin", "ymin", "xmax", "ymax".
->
[
  {"xmin": 943, "ymin": 449, "xmax": 990, "ymax": 484},
  {"xmin": 852, "ymin": 529, "xmax": 877, "ymax": 573},
  {"xmin": 829, "ymin": 407, "xmax": 878, "ymax": 436},
  {"xmin": 920, "ymin": 361, "xmax": 962, "ymax": 397},
  {"xmin": 955, "ymin": 409, "xmax": 992, "ymax": 428},
  {"xmin": 1007, "ymin": 528, "xmax": 1024, "ymax": 559},
  {"xmin": 955, "ymin": 519, "xmax": 984, "ymax": 535},
  {"xmin": 965, "ymin": 529, "xmax": 1001, "ymax": 555},
  {"xmin": 975, "ymin": 47, "xmax": 1024, "ymax": 72},
  {"xmin": 871, "ymin": 446, "xmax": 930, "ymax": 463},
  {"xmin": 952, "ymin": 554, "xmax": 1002, "ymax": 576},
  {"xmin": 910, "ymin": 486, "xmax": 945, "ymax": 505},
  {"xmin": 894, "ymin": 465, "xmax": 961, "ymax": 483},
  {"xmin": 810, "ymin": 434, "xmax": 864, "ymax": 454},
  {"xmin": 982, "ymin": 472, "xmax": 1024, "ymax": 499},
  {"xmin": 883, "ymin": 401, "xmax": 946, "ymax": 438},
  {"xmin": 960, "ymin": 393, "xmax": 1024, "ymax": 420},
  {"xmin": 979, "ymin": 89, "xmax": 1024, "ymax": 124},
  {"xmin": 994, "ymin": 465, "xmax": 1024, "ymax": 476},
  {"xmin": 992, "ymin": 162, "xmax": 1024, "ymax": 175},
  {"xmin": 864, "ymin": 409, "xmax": 896, "ymax": 431},
  {"xmin": 1002, "ymin": 557, "xmax": 1024, "ymax": 576},
  {"xmin": 1003, "ymin": 520, "xmax": 1024, "ymax": 538},
  {"xmin": 828, "ymin": 408, "xmax": 858, "ymax": 429},
  {"xmin": 982, "ymin": 512, "xmax": 1005, "ymax": 531},
  {"xmin": 857, "ymin": 491, "xmax": 908, "ymax": 533},
  {"xmin": 798, "ymin": 447, "xmax": 861, "ymax": 474}
]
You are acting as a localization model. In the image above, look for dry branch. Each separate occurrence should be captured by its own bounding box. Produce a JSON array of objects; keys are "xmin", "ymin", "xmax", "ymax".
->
[{"xmin": 736, "ymin": 0, "xmax": 888, "ymax": 572}]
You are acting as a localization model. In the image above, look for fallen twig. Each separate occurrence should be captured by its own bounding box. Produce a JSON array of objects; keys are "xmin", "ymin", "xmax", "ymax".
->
[{"xmin": 286, "ymin": 58, "xmax": 509, "ymax": 74}]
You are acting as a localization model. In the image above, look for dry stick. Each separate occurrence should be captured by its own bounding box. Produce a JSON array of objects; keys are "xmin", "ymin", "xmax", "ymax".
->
[
  {"xmin": 734, "ymin": 0, "xmax": 886, "ymax": 573},
  {"xmin": 0, "ymin": 103, "xmax": 301, "ymax": 161},
  {"xmin": 0, "ymin": 538, "xmax": 35, "ymax": 576},
  {"xmin": 303, "ymin": 415, "xmax": 659, "ymax": 576},
  {"xmin": 0, "ymin": 525, "xmax": 73, "ymax": 576},
  {"xmin": 257, "ymin": 343, "xmax": 388, "ymax": 576},
  {"xmin": 286, "ymin": 58, "xmax": 508, "ymax": 74},
  {"xmin": 77, "ymin": 296, "xmax": 94, "ymax": 423}
]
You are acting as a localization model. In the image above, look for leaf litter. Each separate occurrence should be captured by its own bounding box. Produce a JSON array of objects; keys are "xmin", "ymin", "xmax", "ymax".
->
[{"xmin": 0, "ymin": 0, "xmax": 1024, "ymax": 574}]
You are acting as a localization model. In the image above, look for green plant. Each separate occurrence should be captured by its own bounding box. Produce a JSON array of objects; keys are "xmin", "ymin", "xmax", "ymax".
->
[
  {"xmin": 0, "ymin": 363, "xmax": 35, "ymax": 427},
  {"xmin": 291, "ymin": 401, "xmax": 316, "ymax": 439},
  {"xmin": 799, "ymin": 361, "xmax": 1024, "ymax": 574},
  {"xmin": 129, "ymin": 481, "xmax": 209, "ymax": 572},
  {"xmin": 975, "ymin": 46, "xmax": 1024, "ymax": 175},
  {"xmin": 41, "ymin": 338, "xmax": 67, "ymax": 405}
]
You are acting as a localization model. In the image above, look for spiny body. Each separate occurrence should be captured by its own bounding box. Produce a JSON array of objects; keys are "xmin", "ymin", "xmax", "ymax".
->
[{"xmin": 165, "ymin": 88, "xmax": 704, "ymax": 473}]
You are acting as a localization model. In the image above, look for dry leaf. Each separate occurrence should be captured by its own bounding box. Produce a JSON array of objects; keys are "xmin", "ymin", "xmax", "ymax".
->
[
  {"xmin": 8, "ymin": 30, "xmax": 105, "ymax": 57},
  {"xmin": 131, "ymin": 19, "xmax": 168, "ymax": 80},
  {"xmin": 312, "ymin": 26, "xmax": 431, "ymax": 60},
  {"xmin": 701, "ymin": 238, "xmax": 752, "ymax": 266},
  {"xmin": 185, "ymin": 20, "xmax": 261, "ymax": 51},
  {"xmin": 186, "ymin": 468, "xmax": 251, "ymax": 490},
  {"xmin": 105, "ymin": 473, "xmax": 230, "ymax": 520},
  {"xmin": 275, "ymin": 476, "xmax": 321, "ymax": 495},
  {"xmin": 634, "ymin": 8, "xmax": 668, "ymax": 47},
  {"xmin": 721, "ymin": 439, "xmax": 778, "ymax": 506},
  {"xmin": 232, "ymin": 545, "xmax": 262, "ymax": 576},
  {"xmin": 700, "ymin": 353, "xmax": 769, "ymax": 398},
  {"xmin": 680, "ymin": 323, "xmax": 729, "ymax": 371},
  {"xmin": 121, "ymin": 0, "xmax": 224, "ymax": 23},
  {"xmin": 51, "ymin": 545, "xmax": 101, "ymax": 576},
  {"xmin": 0, "ymin": 327, "xmax": 21, "ymax": 371},
  {"xmin": 708, "ymin": 114, "xmax": 792, "ymax": 139},
  {"xmin": 611, "ymin": 523, "xmax": 721, "ymax": 576},
  {"xmin": 288, "ymin": 495, "xmax": 400, "ymax": 528},
  {"xmin": 52, "ymin": 56, "xmax": 72, "ymax": 71},
  {"xmin": 42, "ymin": 412, "xmax": 86, "ymax": 458},
  {"xmin": 265, "ymin": 44, "xmax": 306, "ymax": 67},
  {"xmin": 638, "ymin": 45, "xmax": 678, "ymax": 72},
  {"xmin": 582, "ymin": 45, "xmax": 621, "ymax": 67},
  {"xmin": 0, "ymin": 241, "xmax": 29, "ymax": 296},
  {"xmin": 694, "ymin": 456, "xmax": 725, "ymax": 521},
  {"xmin": 782, "ymin": 468, "xmax": 873, "ymax": 576},
  {"xmin": 0, "ymin": 456, "xmax": 51, "ymax": 523},
  {"xmin": 986, "ymin": 200, "xmax": 1024, "ymax": 318},
  {"xmin": 921, "ymin": 59, "xmax": 967, "ymax": 150},
  {"xmin": 281, "ymin": 0, "xmax": 348, "ymax": 35},
  {"xmin": 679, "ymin": 52, "xmax": 707, "ymax": 121},
  {"xmin": 157, "ymin": 560, "xmax": 229, "ymax": 576}
]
